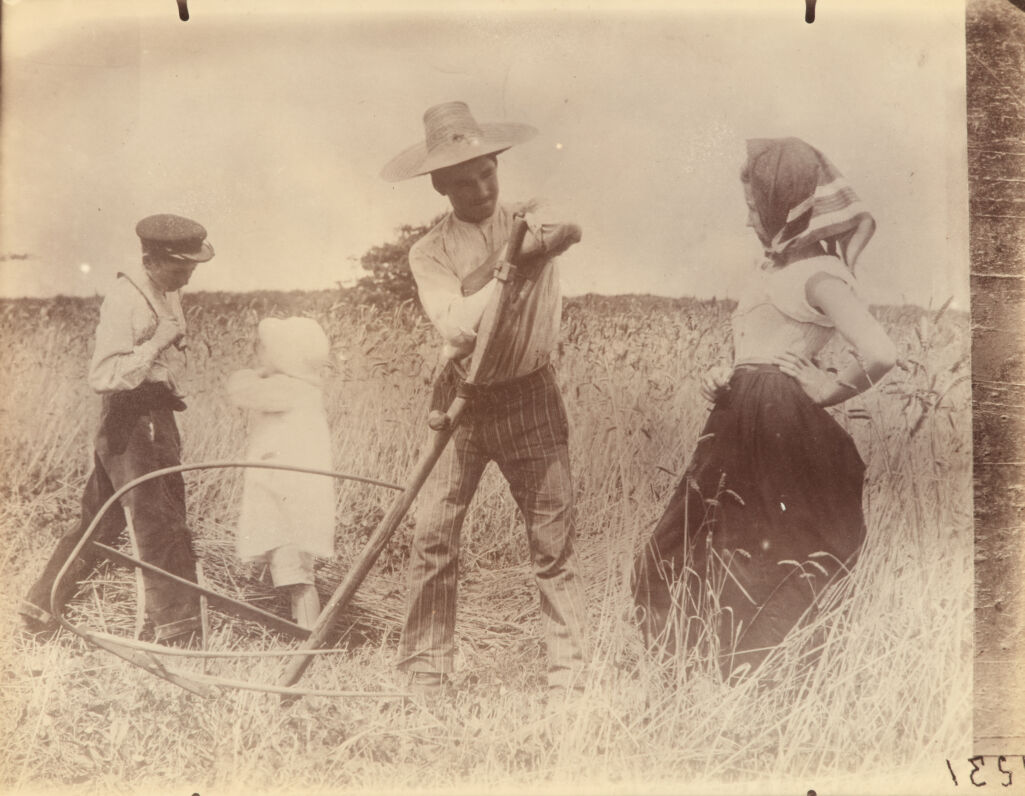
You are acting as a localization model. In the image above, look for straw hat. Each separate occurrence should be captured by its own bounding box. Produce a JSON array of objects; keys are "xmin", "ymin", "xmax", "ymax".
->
[{"xmin": 380, "ymin": 101, "xmax": 537, "ymax": 182}]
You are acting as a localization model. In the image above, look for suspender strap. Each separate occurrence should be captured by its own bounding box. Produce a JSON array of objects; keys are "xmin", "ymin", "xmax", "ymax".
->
[
  {"xmin": 117, "ymin": 272, "xmax": 160, "ymax": 322},
  {"xmin": 117, "ymin": 272, "xmax": 186, "ymax": 354}
]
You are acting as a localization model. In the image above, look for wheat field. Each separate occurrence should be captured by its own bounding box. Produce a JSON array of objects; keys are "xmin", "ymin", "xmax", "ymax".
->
[{"xmin": 0, "ymin": 289, "xmax": 972, "ymax": 795}]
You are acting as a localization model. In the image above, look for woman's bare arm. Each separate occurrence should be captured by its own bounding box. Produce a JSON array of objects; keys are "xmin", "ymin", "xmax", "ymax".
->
[{"xmin": 775, "ymin": 275, "xmax": 896, "ymax": 407}]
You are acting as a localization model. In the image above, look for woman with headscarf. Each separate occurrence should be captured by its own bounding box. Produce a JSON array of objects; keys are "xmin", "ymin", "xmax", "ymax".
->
[{"xmin": 632, "ymin": 138, "xmax": 896, "ymax": 678}]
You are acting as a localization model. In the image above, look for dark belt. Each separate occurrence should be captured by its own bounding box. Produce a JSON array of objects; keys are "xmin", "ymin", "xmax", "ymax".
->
[
  {"xmin": 457, "ymin": 360, "xmax": 552, "ymax": 400},
  {"xmin": 100, "ymin": 382, "xmax": 185, "ymax": 455},
  {"xmin": 429, "ymin": 358, "xmax": 553, "ymax": 413},
  {"xmin": 732, "ymin": 362, "xmax": 782, "ymax": 375},
  {"xmin": 105, "ymin": 381, "xmax": 187, "ymax": 414}
]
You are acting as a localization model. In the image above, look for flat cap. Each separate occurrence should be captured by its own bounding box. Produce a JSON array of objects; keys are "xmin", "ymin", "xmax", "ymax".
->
[{"xmin": 136, "ymin": 213, "xmax": 214, "ymax": 262}]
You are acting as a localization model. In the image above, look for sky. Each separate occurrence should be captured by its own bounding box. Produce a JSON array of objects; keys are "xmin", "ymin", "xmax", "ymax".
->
[{"xmin": 1, "ymin": 0, "xmax": 968, "ymax": 308}]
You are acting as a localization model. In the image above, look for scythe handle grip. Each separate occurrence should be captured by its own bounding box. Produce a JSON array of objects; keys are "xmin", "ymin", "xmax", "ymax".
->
[{"xmin": 505, "ymin": 215, "xmax": 530, "ymax": 266}]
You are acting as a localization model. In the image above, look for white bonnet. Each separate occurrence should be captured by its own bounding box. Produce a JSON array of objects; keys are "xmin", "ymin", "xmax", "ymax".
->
[{"xmin": 257, "ymin": 316, "xmax": 330, "ymax": 383}]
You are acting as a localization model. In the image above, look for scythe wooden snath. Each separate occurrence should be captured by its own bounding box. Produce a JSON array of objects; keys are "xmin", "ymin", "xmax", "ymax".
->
[
  {"xmin": 277, "ymin": 215, "xmax": 534, "ymax": 688},
  {"xmin": 46, "ymin": 214, "xmax": 543, "ymax": 698}
]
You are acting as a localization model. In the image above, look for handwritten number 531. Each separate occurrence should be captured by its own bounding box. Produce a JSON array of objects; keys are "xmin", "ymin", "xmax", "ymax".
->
[{"xmin": 947, "ymin": 756, "xmax": 1021, "ymax": 787}]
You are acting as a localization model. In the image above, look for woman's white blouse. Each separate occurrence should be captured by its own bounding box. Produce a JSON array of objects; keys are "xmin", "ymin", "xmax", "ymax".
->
[{"xmin": 732, "ymin": 255, "xmax": 859, "ymax": 365}]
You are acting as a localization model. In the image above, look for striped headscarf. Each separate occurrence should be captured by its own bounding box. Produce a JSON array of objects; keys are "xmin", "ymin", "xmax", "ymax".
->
[{"xmin": 745, "ymin": 137, "xmax": 872, "ymax": 268}]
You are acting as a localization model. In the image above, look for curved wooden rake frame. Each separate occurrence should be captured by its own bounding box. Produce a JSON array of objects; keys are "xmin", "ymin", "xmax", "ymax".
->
[{"xmin": 47, "ymin": 461, "xmax": 404, "ymax": 697}]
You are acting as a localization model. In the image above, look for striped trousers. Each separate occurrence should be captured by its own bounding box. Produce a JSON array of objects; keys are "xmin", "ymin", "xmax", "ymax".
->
[{"xmin": 397, "ymin": 364, "xmax": 588, "ymax": 688}]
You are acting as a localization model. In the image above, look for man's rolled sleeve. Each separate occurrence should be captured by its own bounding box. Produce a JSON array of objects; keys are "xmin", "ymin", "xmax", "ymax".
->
[
  {"xmin": 410, "ymin": 246, "xmax": 497, "ymax": 354},
  {"xmin": 521, "ymin": 212, "xmax": 582, "ymax": 261}
]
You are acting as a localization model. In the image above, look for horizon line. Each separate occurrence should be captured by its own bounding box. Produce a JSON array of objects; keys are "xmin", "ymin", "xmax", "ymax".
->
[{"xmin": 0, "ymin": 287, "xmax": 964, "ymax": 314}]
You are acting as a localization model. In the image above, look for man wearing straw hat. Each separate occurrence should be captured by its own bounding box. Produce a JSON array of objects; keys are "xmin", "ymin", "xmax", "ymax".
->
[
  {"xmin": 381, "ymin": 101, "xmax": 587, "ymax": 696},
  {"xmin": 19, "ymin": 214, "xmax": 214, "ymax": 647}
]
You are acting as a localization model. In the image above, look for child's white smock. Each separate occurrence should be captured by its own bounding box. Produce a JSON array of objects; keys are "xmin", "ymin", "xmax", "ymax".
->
[{"xmin": 228, "ymin": 369, "xmax": 335, "ymax": 562}]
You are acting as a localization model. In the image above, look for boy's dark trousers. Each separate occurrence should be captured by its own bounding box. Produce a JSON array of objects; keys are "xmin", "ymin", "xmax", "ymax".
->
[{"xmin": 22, "ymin": 384, "xmax": 200, "ymax": 641}]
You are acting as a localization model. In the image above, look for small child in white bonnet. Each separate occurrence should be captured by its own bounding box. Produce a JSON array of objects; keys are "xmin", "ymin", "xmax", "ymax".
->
[{"xmin": 227, "ymin": 317, "xmax": 335, "ymax": 628}]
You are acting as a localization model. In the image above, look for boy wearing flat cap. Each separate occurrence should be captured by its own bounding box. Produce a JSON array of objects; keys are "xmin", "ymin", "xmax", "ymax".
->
[
  {"xmin": 20, "ymin": 214, "xmax": 214, "ymax": 646},
  {"xmin": 381, "ymin": 101, "xmax": 587, "ymax": 695}
]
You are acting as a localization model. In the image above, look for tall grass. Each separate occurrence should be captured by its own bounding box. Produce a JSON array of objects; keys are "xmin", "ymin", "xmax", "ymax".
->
[{"xmin": 0, "ymin": 291, "xmax": 971, "ymax": 795}]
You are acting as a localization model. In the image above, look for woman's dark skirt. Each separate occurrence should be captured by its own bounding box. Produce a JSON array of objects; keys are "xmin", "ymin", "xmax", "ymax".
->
[{"xmin": 632, "ymin": 365, "xmax": 866, "ymax": 675}]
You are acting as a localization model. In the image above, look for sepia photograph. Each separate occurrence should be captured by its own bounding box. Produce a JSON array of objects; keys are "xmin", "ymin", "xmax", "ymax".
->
[{"xmin": 0, "ymin": 0, "xmax": 1011, "ymax": 793}]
